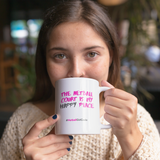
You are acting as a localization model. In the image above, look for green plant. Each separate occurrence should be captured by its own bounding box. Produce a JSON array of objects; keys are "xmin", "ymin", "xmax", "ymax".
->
[
  {"xmin": 107, "ymin": 0, "xmax": 160, "ymax": 104},
  {"xmin": 9, "ymin": 54, "xmax": 36, "ymax": 106}
]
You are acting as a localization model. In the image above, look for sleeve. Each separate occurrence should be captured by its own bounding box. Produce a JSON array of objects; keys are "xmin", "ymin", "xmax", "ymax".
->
[
  {"xmin": 128, "ymin": 104, "xmax": 160, "ymax": 160},
  {"xmin": 0, "ymin": 108, "xmax": 26, "ymax": 160}
]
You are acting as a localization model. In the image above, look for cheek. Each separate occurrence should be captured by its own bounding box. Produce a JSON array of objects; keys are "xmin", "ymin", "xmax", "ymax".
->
[
  {"xmin": 47, "ymin": 63, "xmax": 65, "ymax": 87},
  {"xmin": 92, "ymin": 61, "xmax": 109, "ymax": 80}
]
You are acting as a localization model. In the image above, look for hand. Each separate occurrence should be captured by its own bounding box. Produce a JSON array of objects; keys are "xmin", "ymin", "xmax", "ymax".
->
[
  {"xmin": 102, "ymin": 80, "xmax": 142, "ymax": 159},
  {"xmin": 22, "ymin": 115, "xmax": 73, "ymax": 160},
  {"xmin": 102, "ymin": 80, "xmax": 139, "ymax": 138}
]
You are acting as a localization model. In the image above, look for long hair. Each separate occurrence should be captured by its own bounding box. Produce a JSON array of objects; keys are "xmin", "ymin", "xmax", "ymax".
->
[{"xmin": 30, "ymin": 0, "xmax": 123, "ymax": 103}]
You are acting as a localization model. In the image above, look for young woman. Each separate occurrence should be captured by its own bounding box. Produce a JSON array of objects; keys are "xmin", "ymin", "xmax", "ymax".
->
[{"xmin": 0, "ymin": 0, "xmax": 160, "ymax": 159}]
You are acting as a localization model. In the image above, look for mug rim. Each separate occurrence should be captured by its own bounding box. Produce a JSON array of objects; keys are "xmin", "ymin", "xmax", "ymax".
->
[{"xmin": 55, "ymin": 77, "xmax": 98, "ymax": 83}]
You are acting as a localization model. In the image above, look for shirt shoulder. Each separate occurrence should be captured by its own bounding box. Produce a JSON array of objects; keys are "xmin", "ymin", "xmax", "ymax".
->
[{"xmin": 2, "ymin": 102, "xmax": 49, "ymax": 139}]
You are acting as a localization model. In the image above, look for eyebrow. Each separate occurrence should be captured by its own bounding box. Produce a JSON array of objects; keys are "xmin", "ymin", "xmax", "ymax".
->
[
  {"xmin": 48, "ymin": 46, "xmax": 105, "ymax": 52},
  {"xmin": 82, "ymin": 46, "xmax": 105, "ymax": 51},
  {"xmin": 48, "ymin": 47, "xmax": 67, "ymax": 52}
]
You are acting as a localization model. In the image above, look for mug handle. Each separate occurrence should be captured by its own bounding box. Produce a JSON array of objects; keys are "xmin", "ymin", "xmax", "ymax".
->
[{"xmin": 99, "ymin": 86, "xmax": 112, "ymax": 129}]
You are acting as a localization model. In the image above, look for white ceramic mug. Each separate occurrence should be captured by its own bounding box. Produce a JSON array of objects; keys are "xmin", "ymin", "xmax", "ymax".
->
[{"xmin": 55, "ymin": 77, "xmax": 111, "ymax": 135}]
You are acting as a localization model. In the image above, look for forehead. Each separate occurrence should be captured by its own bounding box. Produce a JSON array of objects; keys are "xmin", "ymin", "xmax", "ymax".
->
[{"xmin": 48, "ymin": 21, "xmax": 107, "ymax": 46}]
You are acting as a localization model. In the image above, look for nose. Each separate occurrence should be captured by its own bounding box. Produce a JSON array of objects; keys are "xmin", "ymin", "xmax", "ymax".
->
[{"xmin": 67, "ymin": 59, "xmax": 84, "ymax": 77}]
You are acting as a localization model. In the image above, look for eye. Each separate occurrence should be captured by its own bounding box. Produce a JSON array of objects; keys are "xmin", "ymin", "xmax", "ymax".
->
[
  {"xmin": 87, "ymin": 52, "xmax": 98, "ymax": 58},
  {"xmin": 54, "ymin": 54, "xmax": 66, "ymax": 59}
]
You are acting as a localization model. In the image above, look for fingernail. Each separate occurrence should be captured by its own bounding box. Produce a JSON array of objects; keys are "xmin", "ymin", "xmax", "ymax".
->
[
  {"xmin": 69, "ymin": 141, "xmax": 72, "ymax": 145},
  {"xmin": 52, "ymin": 114, "xmax": 57, "ymax": 119},
  {"xmin": 67, "ymin": 148, "xmax": 70, "ymax": 151},
  {"xmin": 69, "ymin": 135, "xmax": 73, "ymax": 140}
]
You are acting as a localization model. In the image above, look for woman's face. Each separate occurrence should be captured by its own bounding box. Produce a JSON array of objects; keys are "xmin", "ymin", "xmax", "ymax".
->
[{"xmin": 46, "ymin": 21, "xmax": 111, "ymax": 88}]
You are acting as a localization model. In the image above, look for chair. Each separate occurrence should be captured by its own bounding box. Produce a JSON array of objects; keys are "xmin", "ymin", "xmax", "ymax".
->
[{"xmin": 0, "ymin": 42, "xmax": 19, "ymax": 102}]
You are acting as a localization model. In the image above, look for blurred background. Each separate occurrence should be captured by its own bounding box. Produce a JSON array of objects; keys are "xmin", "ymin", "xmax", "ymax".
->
[{"xmin": 0, "ymin": 0, "xmax": 160, "ymax": 138}]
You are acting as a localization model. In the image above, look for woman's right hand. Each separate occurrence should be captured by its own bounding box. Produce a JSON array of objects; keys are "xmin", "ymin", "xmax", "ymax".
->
[{"xmin": 22, "ymin": 114, "xmax": 73, "ymax": 160}]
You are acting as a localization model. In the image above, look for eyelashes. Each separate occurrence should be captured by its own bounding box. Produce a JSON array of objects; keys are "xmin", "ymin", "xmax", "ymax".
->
[
  {"xmin": 87, "ymin": 52, "xmax": 98, "ymax": 58},
  {"xmin": 54, "ymin": 54, "xmax": 66, "ymax": 59},
  {"xmin": 53, "ymin": 51, "xmax": 98, "ymax": 60}
]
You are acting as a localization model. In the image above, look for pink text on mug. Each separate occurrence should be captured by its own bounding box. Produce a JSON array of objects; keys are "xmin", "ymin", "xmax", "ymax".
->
[{"xmin": 60, "ymin": 90, "xmax": 94, "ymax": 109}]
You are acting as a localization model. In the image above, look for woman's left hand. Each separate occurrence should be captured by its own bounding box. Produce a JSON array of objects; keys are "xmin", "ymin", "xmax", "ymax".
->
[{"xmin": 101, "ymin": 80, "xmax": 143, "ymax": 159}]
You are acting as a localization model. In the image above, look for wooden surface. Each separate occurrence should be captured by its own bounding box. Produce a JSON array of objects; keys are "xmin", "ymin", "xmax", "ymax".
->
[{"xmin": 0, "ymin": 42, "xmax": 19, "ymax": 102}]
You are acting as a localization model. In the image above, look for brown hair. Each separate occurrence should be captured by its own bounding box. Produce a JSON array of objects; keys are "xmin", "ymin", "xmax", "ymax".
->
[{"xmin": 30, "ymin": 0, "xmax": 123, "ymax": 103}]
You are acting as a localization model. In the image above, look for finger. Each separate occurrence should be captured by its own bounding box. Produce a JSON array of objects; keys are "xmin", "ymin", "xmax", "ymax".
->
[
  {"xmin": 104, "ymin": 107, "xmax": 136, "ymax": 129},
  {"xmin": 101, "ymin": 80, "xmax": 114, "ymax": 88},
  {"xmin": 40, "ymin": 142, "xmax": 72, "ymax": 155},
  {"xmin": 36, "ymin": 134, "xmax": 73, "ymax": 147},
  {"xmin": 104, "ymin": 88, "xmax": 134, "ymax": 100},
  {"xmin": 105, "ymin": 96, "xmax": 137, "ymax": 116},
  {"xmin": 45, "ymin": 148, "xmax": 70, "ymax": 160},
  {"xmin": 29, "ymin": 148, "xmax": 70, "ymax": 160},
  {"xmin": 105, "ymin": 96, "xmax": 127, "ymax": 109},
  {"xmin": 104, "ymin": 104, "xmax": 121, "ymax": 118},
  {"xmin": 23, "ymin": 114, "xmax": 59, "ymax": 143},
  {"xmin": 101, "ymin": 80, "xmax": 132, "ymax": 100},
  {"xmin": 104, "ymin": 112, "xmax": 122, "ymax": 128},
  {"xmin": 104, "ymin": 112, "xmax": 117, "ymax": 126}
]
